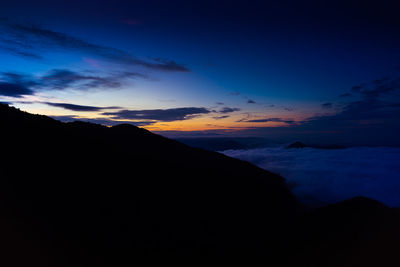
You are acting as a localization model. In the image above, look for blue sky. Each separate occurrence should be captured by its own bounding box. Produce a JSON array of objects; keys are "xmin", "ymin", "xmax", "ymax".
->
[{"xmin": 1, "ymin": 0, "xmax": 400, "ymax": 145}]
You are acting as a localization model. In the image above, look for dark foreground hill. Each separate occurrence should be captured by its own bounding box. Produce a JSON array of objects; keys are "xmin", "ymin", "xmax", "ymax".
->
[{"xmin": 0, "ymin": 103, "xmax": 399, "ymax": 266}]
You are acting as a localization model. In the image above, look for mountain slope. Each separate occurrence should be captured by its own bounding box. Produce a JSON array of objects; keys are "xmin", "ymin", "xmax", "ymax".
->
[{"xmin": 0, "ymin": 103, "xmax": 297, "ymax": 265}]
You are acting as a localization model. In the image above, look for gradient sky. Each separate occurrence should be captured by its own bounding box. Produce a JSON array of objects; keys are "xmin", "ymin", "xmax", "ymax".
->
[{"xmin": 1, "ymin": 0, "xmax": 400, "ymax": 145}]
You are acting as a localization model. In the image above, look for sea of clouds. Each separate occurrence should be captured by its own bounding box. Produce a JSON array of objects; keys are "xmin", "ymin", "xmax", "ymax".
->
[{"xmin": 222, "ymin": 146, "xmax": 400, "ymax": 207}]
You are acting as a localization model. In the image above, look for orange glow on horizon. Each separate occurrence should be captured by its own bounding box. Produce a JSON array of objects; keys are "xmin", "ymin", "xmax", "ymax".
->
[{"xmin": 10, "ymin": 104, "xmax": 309, "ymax": 133}]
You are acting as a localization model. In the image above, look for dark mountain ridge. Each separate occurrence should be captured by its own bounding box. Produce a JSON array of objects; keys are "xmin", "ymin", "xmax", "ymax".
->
[{"xmin": 0, "ymin": 103, "xmax": 399, "ymax": 266}]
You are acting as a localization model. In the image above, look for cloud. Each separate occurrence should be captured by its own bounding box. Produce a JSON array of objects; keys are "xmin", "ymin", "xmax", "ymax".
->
[
  {"xmin": 213, "ymin": 115, "xmax": 230, "ymax": 120},
  {"xmin": 219, "ymin": 107, "xmax": 241, "ymax": 113},
  {"xmin": 321, "ymin": 102, "xmax": 333, "ymax": 109},
  {"xmin": 1, "ymin": 72, "xmax": 38, "ymax": 87},
  {"xmin": 223, "ymin": 146, "xmax": 400, "ymax": 207},
  {"xmin": 8, "ymin": 100, "xmax": 121, "ymax": 112},
  {"xmin": 247, "ymin": 99, "xmax": 256, "ymax": 104},
  {"xmin": 44, "ymin": 102, "xmax": 120, "ymax": 112},
  {"xmin": 313, "ymin": 77, "xmax": 400, "ymax": 122},
  {"xmin": 0, "ymin": 20, "xmax": 189, "ymax": 72},
  {"xmin": 0, "ymin": 69, "xmax": 145, "ymax": 93},
  {"xmin": 357, "ymin": 77, "xmax": 399, "ymax": 99},
  {"xmin": 232, "ymin": 76, "xmax": 400, "ymax": 146},
  {"xmin": 40, "ymin": 69, "xmax": 145, "ymax": 90},
  {"xmin": 148, "ymin": 58, "xmax": 190, "ymax": 72},
  {"xmin": 0, "ymin": 82, "xmax": 34, "ymax": 97},
  {"xmin": 240, "ymin": 118, "xmax": 295, "ymax": 124},
  {"xmin": 103, "ymin": 107, "xmax": 210, "ymax": 122},
  {"xmin": 41, "ymin": 69, "xmax": 122, "ymax": 90},
  {"xmin": 216, "ymin": 102, "xmax": 224, "ymax": 105},
  {"xmin": 0, "ymin": 45, "xmax": 43, "ymax": 59},
  {"xmin": 51, "ymin": 115, "xmax": 155, "ymax": 126}
]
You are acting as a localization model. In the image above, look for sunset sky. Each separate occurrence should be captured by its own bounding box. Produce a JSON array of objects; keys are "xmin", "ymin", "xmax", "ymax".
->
[{"xmin": 1, "ymin": 0, "xmax": 400, "ymax": 144}]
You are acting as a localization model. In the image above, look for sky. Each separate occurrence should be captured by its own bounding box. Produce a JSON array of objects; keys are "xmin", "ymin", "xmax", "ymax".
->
[{"xmin": 1, "ymin": 0, "xmax": 400, "ymax": 145}]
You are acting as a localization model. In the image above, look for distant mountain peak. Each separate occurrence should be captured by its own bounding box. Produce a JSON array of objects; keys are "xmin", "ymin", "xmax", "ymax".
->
[{"xmin": 286, "ymin": 141, "xmax": 306, "ymax": 149}]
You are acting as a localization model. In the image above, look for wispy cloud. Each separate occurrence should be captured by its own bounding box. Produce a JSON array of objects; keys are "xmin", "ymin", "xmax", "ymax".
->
[
  {"xmin": 239, "ymin": 117, "xmax": 295, "ymax": 124},
  {"xmin": 44, "ymin": 102, "xmax": 120, "ymax": 112},
  {"xmin": 103, "ymin": 107, "xmax": 210, "ymax": 122},
  {"xmin": 0, "ymin": 19, "xmax": 189, "ymax": 72},
  {"xmin": 0, "ymin": 82, "xmax": 34, "ymax": 97},
  {"xmin": 0, "ymin": 69, "xmax": 145, "ymax": 96},
  {"xmin": 218, "ymin": 107, "xmax": 241, "ymax": 113},
  {"xmin": 40, "ymin": 69, "xmax": 145, "ymax": 90},
  {"xmin": 51, "ymin": 115, "xmax": 155, "ymax": 126},
  {"xmin": 321, "ymin": 102, "xmax": 333, "ymax": 109},
  {"xmin": 212, "ymin": 115, "xmax": 230, "ymax": 120}
]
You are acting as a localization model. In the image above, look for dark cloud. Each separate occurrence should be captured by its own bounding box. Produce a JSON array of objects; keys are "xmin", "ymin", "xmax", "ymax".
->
[
  {"xmin": 1, "ymin": 72, "xmax": 38, "ymax": 87},
  {"xmin": 212, "ymin": 115, "xmax": 230, "ymax": 120},
  {"xmin": 247, "ymin": 99, "xmax": 256, "ymax": 104},
  {"xmin": 357, "ymin": 78, "xmax": 399, "ymax": 100},
  {"xmin": 0, "ymin": 20, "xmax": 189, "ymax": 72},
  {"xmin": 0, "ymin": 82, "xmax": 34, "ymax": 97},
  {"xmin": 233, "ymin": 76, "xmax": 400, "ymax": 146},
  {"xmin": 39, "ymin": 69, "xmax": 143, "ymax": 90},
  {"xmin": 44, "ymin": 102, "xmax": 120, "ymax": 112},
  {"xmin": 0, "ymin": 45, "xmax": 43, "ymax": 59},
  {"xmin": 216, "ymin": 102, "xmax": 224, "ymax": 105},
  {"xmin": 321, "ymin": 102, "xmax": 333, "ymax": 109},
  {"xmin": 1, "ymin": 69, "xmax": 145, "ymax": 93},
  {"xmin": 51, "ymin": 115, "xmax": 155, "ymax": 127},
  {"xmin": 41, "ymin": 69, "xmax": 120, "ymax": 90},
  {"xmin": 103, "ymin": 107, "xmax": 210, "ymax": 122},
  {"xmin": 240, "ymin": 118, "xmax": 295, "ymax": 124},
  {"xmin": 219, "ymin": 107, "xmax": 241, "ymax": 113}
]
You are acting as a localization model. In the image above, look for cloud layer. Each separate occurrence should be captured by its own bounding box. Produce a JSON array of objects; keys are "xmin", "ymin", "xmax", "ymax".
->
[{"xmin": 223, "ymin": 146, "xmax": 400, "ymax": 207}]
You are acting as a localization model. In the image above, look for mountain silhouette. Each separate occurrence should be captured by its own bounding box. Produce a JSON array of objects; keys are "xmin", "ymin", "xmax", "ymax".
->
[
  {"xmin": 286, "ymin": 141, "xmax": 307, "ymax": 149},
  {"xmin": 0, "ymin": 103, "xmax": 399, "ymax": 266}
]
